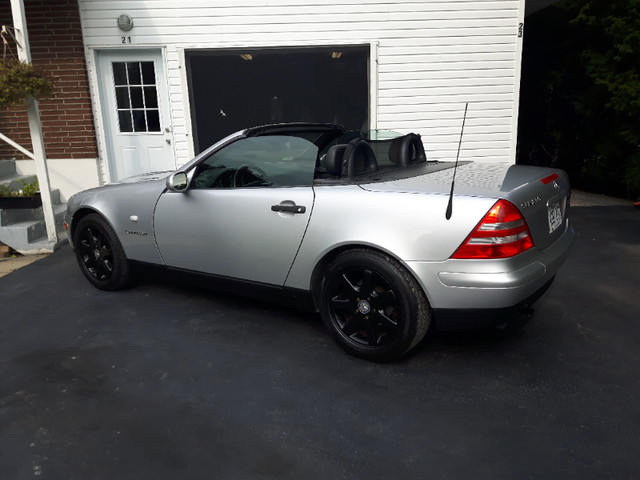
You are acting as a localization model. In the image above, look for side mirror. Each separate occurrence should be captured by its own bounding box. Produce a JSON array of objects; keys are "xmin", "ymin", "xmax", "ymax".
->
[{"xmin": 167, "ymin": 172, "xmax": 188, "ymax": 192}]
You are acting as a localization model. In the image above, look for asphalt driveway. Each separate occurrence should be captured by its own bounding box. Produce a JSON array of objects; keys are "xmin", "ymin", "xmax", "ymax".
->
[{"xmin": 1, "ymin": 204, "xmax": 638, "ymax": 479}]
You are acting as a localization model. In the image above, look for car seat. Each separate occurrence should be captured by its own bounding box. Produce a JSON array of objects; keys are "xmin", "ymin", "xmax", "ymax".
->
[
  {"xmin": 323, "ymin": 144, "xmax": 347, "ymax": 177},
  {"xmin": 342, "ymin": 139, "xmax": 378, "ymax": 177},
  {"xmin": 389, "ymin": 133, "xmax": 427, "ymax": 166}
]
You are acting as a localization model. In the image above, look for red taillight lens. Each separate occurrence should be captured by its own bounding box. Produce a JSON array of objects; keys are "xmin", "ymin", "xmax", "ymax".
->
[{"xmin": 451, "ymin": 200, "xmax": 534, "ymax": 259}]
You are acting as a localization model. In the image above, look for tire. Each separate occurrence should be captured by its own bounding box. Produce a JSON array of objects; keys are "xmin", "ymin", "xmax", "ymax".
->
[
  {"xmin": 320, "ymin": 249, "xmax": 431, "ymax": 361},
  {"xmin": 73, "ymin": 213, "xmax": 130, "ymax": 291}
]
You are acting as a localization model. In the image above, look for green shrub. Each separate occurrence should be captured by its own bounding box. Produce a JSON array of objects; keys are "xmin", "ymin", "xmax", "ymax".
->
[{"xmin": 0, "ymin": 180, "xmax": 39, "ymax": 197}]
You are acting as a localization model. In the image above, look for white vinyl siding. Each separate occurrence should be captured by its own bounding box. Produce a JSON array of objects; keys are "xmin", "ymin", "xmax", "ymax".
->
[{"xmin": 79, "ymin": 0, "xmax": 525, "ymax": 166}]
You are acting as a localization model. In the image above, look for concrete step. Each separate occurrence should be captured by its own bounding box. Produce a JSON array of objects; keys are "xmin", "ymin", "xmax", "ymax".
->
[
  {"xmin": 0, "ymin": 204, "xmax": 66, "ymax": 252},
  {"xmin": 0, "ymin": 160, "xmax": 69, "ymax": 254},
  {"xmin": 0, "ymin": 160, "xmax": 18, "ymax": 178},
  {"xmin": 12, "ymin": 228, "xmax": 68, "ymax": 255}
]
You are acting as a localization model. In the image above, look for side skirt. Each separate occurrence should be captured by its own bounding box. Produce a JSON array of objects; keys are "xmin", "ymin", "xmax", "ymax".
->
[{"xmin": 129, "ymin": 261, "xmax": 316, "ymax": 312}]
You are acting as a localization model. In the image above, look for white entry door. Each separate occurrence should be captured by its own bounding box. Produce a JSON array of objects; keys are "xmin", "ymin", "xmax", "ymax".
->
[{"xmin": 96, "ymin": 50, "xmax": 175, "ymax": 181}]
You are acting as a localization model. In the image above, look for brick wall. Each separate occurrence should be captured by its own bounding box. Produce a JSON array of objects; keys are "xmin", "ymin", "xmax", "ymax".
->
[{"xmin": 0, "ymin": 0, "xmax": 97, "ymax": 160}]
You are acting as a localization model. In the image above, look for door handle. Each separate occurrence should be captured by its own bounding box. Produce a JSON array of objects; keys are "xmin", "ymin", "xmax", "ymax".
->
[{"xmin": 271, "ymin": 204, "xmax": 306, "ymax": 214}]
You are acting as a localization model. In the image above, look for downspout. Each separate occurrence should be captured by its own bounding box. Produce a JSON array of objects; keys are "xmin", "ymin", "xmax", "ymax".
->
[
  {"xmin": 510, "ymin": 0, "xmax": 527, "ymax": 163},
  {"xmin": 10, "ymin": 0, "xmax": 58, "ymax": 245}
]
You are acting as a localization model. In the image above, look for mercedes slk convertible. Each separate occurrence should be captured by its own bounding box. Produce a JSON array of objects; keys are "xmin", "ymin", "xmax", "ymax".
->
[{"xmin": 65, "ymin": 123, "xmax": 575, "ymax": 361}]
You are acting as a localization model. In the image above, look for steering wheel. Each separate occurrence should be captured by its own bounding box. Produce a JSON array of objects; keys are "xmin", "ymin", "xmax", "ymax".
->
[
  {"xmin": 232, "ymin": 165, "xmax": 270, "ymax": 187},
  {"xmin": 211, "ymin": 167, "xmax": 235, "ymax": 188}
]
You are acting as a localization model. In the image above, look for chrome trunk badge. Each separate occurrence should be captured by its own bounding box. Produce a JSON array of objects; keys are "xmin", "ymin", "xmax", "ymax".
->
[{"xmin": 520, "ymin": 196, "xmax": 542, "ymax": 209}]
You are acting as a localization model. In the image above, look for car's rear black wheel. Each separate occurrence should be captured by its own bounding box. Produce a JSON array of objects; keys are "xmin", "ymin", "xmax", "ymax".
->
[
  {"xmin": 73, "ymin": 213, "xmax": 130, "ymax": 291},
  {"xmin": 320, "ymin": 249, "xmax": 431, "ymax": 361}
]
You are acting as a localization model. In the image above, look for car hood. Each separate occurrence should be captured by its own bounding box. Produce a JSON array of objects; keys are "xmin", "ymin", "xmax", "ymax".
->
[
  {"xmin": 69, "ymin": 171, "xmax": 171, "ymax": 200},
  {"xmin": 116, "ymin": 171, "xmax": 173, "ymax": 184},
  {"xmin": 67, "ymin": 173, "xmax": 171, "ymax": 215}
]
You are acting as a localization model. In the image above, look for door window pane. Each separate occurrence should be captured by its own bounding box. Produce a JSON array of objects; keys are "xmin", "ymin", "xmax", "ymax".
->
[
  {"xmin": 144, "ymin": 87, "xmax": 158, "ymax": 108},
  {"xmin": 191, "ymin": 135, "xmax": 318, "ymax": 189},
  {"xmin": 127, "ymin": 62, "xmax": 142, "ymax": 85},
  {"xmin": 118, "ymin": 111, "xmax": 133, "ymax": 132},
  {"xmin": 115, "ymin": 86, "xmax": 130, "ymax": 109},
  {"xmin": 141, "ymin": 62, "xmax": 156, "ymax": 84},
  {"xmin": 130, "ymin": 87, "xmax": 144, "ymax": 109},
  {"xmin": 112, "ymin": 61, "xmax": 161, "ymax": 133},
  {"xmin": 147, "ymin": 110, "xmax": 160, "ymax": 131},
  {"xmin": 132, "ymin": 111, "xmax": 146, "ymax": 132},
  {"xmin": 113, "ymin": 63, "xmax": 127, "ymax": 85}
]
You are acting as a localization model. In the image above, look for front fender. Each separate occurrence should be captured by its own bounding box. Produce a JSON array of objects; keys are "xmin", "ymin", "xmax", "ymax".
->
[{"xmin": 66, "ymin": 180, "xmax": 166, "ymax": 264}]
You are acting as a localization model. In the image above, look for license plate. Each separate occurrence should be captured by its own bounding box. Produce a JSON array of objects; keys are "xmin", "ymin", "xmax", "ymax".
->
[{"xmin": 548, "ymin": 202, "xmax": 563, "ymax": 233}]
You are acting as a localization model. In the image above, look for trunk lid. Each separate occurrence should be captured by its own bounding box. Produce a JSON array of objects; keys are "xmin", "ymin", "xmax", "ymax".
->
[{"xmin": 360, "ymin": 162, "xmax": 571, "ymax": 250}]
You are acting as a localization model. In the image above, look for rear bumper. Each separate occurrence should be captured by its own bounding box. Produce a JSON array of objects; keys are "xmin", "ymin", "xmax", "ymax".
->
[
  {"xmin": 432, "ymin": 276, "xmax": 555, "ymax": 331},
  {"xmin": 406, "ymin": 222, "xmax": 575, "ymax": 325}
]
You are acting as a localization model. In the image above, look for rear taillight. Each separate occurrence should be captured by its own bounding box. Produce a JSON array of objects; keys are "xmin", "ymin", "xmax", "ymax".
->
[{"xmin": 451, "ymin": 200, "xmax": 534, "ymax": 259}]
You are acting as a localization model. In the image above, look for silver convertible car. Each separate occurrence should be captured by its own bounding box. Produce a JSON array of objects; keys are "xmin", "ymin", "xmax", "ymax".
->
[{"xmin": 65, "ymin": 123, "xmax": 575, "ymax": 361}]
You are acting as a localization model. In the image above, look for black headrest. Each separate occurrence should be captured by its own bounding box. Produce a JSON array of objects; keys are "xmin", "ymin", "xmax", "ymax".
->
[
  {"xmin": 342, "ymin": 139, "xmax": 377, "ymax": 177},
  {"xmin": 389, "ymin": 133, "xmax": 426, "ymax": 166},
  {"xmin": 323, "ymin": 144, "xmax": 347, "ymax": 176}
]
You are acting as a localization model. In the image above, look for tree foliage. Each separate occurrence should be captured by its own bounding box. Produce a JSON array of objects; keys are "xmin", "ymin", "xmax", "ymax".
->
[
  {"xmin": 517, "ymin": 0, "xmax": 640, "ymax": 199},
  {"xmin": 572, "ymin": 0, "xmax": 640, "ymax": 118}
]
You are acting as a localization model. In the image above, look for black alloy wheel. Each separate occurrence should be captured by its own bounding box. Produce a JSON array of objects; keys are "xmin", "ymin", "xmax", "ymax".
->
[
  {"xmin": 73, "ymin": 213, "xmax": 130, "ymax": 291},
  {"xmin": 320, "ymin": 249, "xmax": 430, "ymax": 361}
]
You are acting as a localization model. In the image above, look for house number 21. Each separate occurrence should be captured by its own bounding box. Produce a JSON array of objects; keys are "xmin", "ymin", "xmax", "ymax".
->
[{"xmin": 121, "ymin": 36, "xmax": 132, "ymax": 44}]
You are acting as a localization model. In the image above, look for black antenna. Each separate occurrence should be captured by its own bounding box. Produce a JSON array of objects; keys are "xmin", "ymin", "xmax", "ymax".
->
[{"xmin": 445, "ymin": 102, "xmax": 468, "ymax": 220}]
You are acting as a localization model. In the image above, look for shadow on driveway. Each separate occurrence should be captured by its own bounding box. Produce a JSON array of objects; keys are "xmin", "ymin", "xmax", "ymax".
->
[{"xmin": 0, "ymin": 205, "xmax": 638, "ymax": 479}]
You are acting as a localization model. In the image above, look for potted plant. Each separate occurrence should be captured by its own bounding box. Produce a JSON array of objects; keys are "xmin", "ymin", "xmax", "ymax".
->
[
  {"xmin": 0, "ymin": 58, "xmax": 52, "ymax": 109},
  {"xmin": 0, "ymin": 180, "xmax": 42, "ymax": 209}
]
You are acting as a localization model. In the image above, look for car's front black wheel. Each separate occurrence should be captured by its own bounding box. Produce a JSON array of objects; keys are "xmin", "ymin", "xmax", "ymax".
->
[
  {"xmin": 320, "ymin": 249, "xmax": 431, "ymax": 361},
  {"xmin": 73, "ymin": 213, "xmax": 130, "ymax": 291}
]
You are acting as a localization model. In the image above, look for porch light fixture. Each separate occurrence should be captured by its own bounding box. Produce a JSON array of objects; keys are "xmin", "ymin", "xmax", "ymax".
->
[
  {"xmin": 331, "ymin": 51, "xmax": 343, "ymax": 59},
  {"xmin": 117, "ymin": 14, "xmax": 134, "ymax": 32},
  {"xmin": 240, "ymin": 53, "xmax": 253, "ymax": 61}
]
